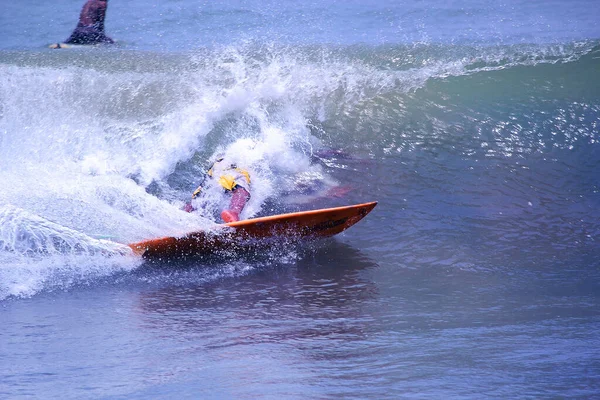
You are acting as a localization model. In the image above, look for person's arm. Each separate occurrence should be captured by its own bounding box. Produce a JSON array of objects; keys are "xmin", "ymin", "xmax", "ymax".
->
[
  {"xmin": 90, "ymin": 2, "xmax": 107, "ymax": 31},
  {"xmin": 183, "ymin": 165, "xmax": 212, "ymax": 212}
]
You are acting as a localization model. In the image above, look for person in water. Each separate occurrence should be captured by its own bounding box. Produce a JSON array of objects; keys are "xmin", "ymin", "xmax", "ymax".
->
[
  {"xmin": 64, "ymin": 0, "xmax": 114, "ymax": 45},
  {"xmin": 184, "ymin": 157, "xmax": 251, "ymax": 223}
]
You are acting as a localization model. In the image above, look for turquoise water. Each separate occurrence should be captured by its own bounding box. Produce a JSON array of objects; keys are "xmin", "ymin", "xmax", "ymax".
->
[
  {"xmin": 1, "ymin": 0, "xmax": 600, "ymax": 398},
  {"xmin": 2, "ymin": 0, "xmax": 599, "ymax": 49}
]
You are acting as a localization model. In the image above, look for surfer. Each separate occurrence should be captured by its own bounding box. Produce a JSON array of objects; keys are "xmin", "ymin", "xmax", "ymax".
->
[
  {"xmin": 64, "ymin": 0, "xmax": 114, "ymax": 45},
  {"xmin": 184, "ymin": 157, "xmax": 251, "ymax": 223}
]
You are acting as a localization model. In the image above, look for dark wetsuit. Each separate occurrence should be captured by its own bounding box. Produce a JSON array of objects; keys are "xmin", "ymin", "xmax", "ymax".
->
[{"xmin": 65, "ymin": 0, "xmax": 114, "ymax": 45}]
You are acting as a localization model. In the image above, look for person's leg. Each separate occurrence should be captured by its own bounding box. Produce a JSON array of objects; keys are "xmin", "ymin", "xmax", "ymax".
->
[
  {"xmin": 221, "ymin": 187, "xmax": 250, "ymax": 223},
  {"xmin": 65, "ymin": 28, "xmax": 112, "ymax": 44},
  {"xmin": 97, "ymin": 34, "xmax": 114, "ymax": 44},
  {"xmin": 183, "ymin": 202, "xmax": 195, "ymax": 213},
  {"xmin": 65, "ymin": 28, "xmax": 94, "ymax": 44}
]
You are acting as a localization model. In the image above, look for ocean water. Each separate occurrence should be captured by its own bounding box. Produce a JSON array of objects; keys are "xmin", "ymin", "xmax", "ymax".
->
[{"xmin": 1, "ymin": 0, "xmax": 600, "ymax": 398}]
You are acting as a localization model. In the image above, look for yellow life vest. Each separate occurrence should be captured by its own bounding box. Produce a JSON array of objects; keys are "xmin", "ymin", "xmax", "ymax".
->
[{"xmin": 192, "ymin": 158, "xmax": 250, "ymax": 198}]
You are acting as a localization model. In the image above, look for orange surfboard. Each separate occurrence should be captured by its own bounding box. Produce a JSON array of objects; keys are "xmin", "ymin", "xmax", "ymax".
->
[{"xmin": 128, "ymin": 201, "xmax": 377, "ymax": 259}]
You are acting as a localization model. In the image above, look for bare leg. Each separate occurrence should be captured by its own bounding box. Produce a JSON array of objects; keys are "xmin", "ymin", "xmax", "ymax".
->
[{"xmin": 221, "ymin": 187, "xmax": 250, "ymax": 223}]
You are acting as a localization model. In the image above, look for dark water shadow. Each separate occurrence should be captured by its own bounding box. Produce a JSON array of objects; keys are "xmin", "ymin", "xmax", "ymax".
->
[{"xmin": 130, "ymin": 240, "xmax": 380, "ymax": 344}]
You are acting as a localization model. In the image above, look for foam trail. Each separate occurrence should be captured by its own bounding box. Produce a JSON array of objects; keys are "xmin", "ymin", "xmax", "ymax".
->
[
  {"xmin": 0, "ymin": 206, "xmax": 131, "ymax": 256},
  {"xmin": 0, "ymin": 206, "xmax": 142, "ymax": 300}
]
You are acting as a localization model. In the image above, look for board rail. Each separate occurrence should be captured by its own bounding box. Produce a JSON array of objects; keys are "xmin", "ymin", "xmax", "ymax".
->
[{"xmin": 128, "ymin": 201, "xmax": 377, "ymax": 259}]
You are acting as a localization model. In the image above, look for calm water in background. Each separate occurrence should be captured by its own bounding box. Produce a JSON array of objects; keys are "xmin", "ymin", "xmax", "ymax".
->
[{"xmin": 1, "ymin": 0, "xmax": 600, "ymax": 398}]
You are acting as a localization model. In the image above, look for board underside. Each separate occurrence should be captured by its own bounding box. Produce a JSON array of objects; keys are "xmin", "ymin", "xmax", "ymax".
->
[{"xmin": 128, "ymin": 201, "xmax": 377, "ymax": 259}]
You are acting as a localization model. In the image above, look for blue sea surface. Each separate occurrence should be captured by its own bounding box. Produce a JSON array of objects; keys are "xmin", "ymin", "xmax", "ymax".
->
[{"xmin": 1, "ymin": 0, "xmax": 600, "ymax": 398}]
